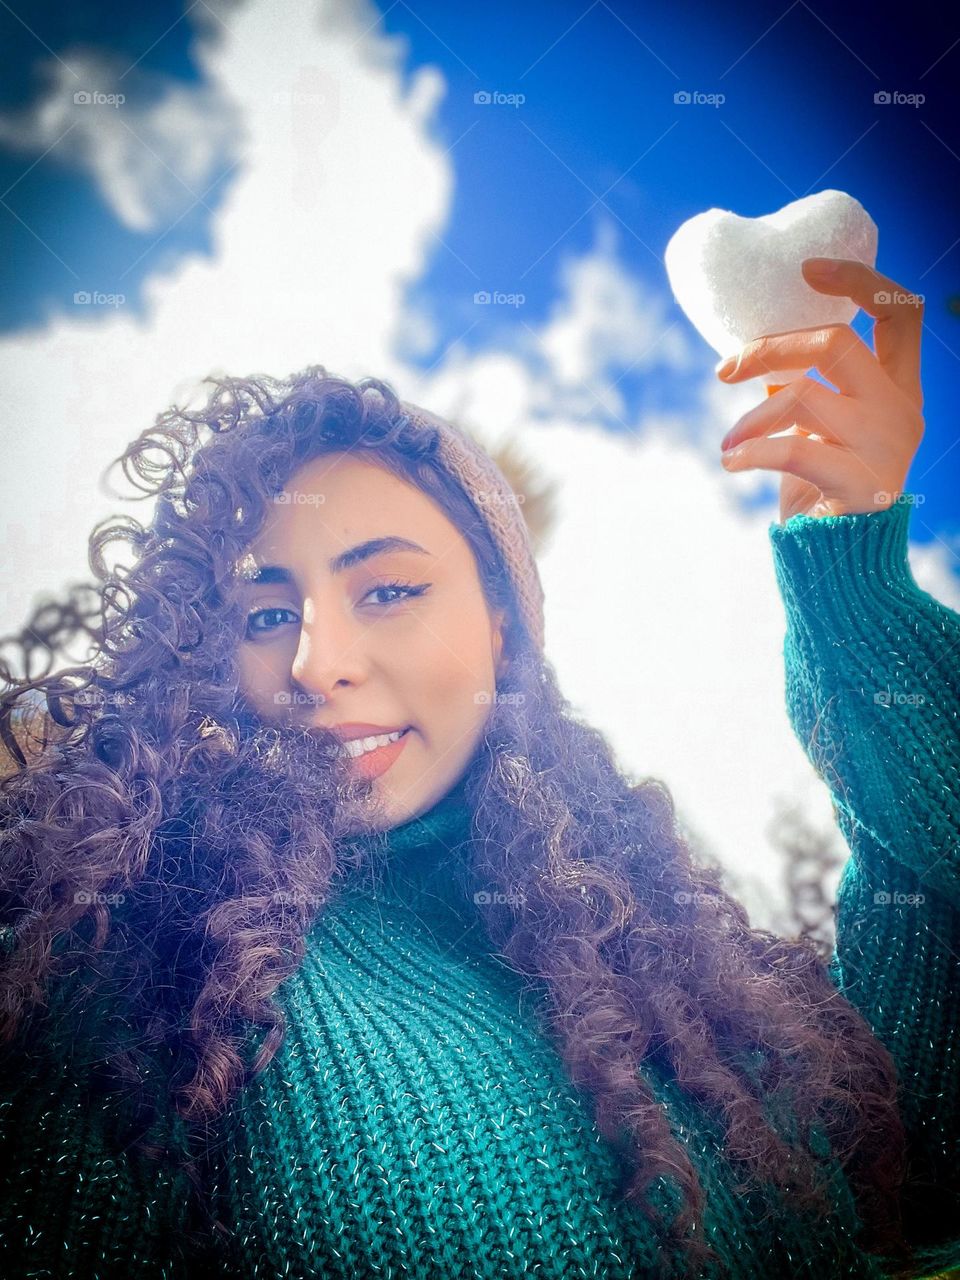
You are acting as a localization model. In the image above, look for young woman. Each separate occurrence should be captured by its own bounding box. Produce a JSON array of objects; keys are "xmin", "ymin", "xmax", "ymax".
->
[{"xmin": 0, "ymin": 257, "xmax": 957, "ymax": 1280}]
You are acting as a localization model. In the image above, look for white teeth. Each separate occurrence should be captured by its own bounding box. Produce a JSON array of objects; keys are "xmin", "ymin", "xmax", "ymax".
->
[{"xmin": 337, "ymin": 729, "xmax": 405, "ymax": 759}]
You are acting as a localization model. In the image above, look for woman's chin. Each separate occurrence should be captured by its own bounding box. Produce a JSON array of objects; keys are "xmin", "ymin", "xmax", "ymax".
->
[{"xmin": 333, "ymin": 782, "xmax": 397, "ymax": 838}]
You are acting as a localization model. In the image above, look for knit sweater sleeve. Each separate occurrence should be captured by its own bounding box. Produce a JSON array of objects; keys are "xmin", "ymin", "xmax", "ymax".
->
[
  {"xmin": 0, "ymin": 936, "xmax": 205, "ymax": 1278},
  {"xmin": 768, "ymin": 496, "xmax": 960, "ymax": 889},
  {"xmin": 767, "ymin": 496, "xmax": 960, "ymax": 1246}
]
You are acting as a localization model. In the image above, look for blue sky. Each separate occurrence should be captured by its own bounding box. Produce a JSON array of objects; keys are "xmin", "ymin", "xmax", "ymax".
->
[{"xmin": 0, "ymin": 0, "xmax": 957, "ymax": 924}]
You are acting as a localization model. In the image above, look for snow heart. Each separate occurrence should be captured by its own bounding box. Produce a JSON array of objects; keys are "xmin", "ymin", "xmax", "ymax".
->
[{"xmin": 664, "ymin": 189, "xmax": 878, "ymax": 389}]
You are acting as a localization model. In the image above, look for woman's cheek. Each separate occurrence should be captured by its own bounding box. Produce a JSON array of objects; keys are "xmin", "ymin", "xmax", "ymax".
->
[{"xmin": 238, "ymin": 646, "xmax": 283, "ymax": 712}]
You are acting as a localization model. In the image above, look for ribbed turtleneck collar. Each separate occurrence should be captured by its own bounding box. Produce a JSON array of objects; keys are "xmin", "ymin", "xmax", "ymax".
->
[
  {"xmin": 336, "ymin": 780, "xmax": 477, "ymax": 929},
  {"xmin": 366, "ymin": 781, "xmax": 473, "ymax": 857}
]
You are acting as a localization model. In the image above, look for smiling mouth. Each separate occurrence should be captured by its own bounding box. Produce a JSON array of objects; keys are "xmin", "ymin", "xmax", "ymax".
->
[{"xmin": 335, "ymin": 727, "xmax": 411, "ymax": 760}]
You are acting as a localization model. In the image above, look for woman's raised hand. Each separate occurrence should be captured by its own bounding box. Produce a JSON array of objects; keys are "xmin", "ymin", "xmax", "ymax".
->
[{"xmin": 715, "ymin": 257, "xmax": 926, "ymax": 523}]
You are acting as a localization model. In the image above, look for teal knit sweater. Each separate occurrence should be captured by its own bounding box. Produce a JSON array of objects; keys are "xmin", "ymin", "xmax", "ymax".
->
[{"xmin": 2, "ymin": 497, "xmax": 959, "ymax": 1279}]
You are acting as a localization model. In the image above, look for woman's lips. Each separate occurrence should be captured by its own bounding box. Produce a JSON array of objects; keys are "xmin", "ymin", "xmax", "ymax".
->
[{"xmin": 343, "ymin": 727, "xmax": 412, "ymax": 780}]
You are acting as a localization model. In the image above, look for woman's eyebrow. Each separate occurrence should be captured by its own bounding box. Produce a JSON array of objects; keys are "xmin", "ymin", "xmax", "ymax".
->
[{"xmin": 242, "ymin": 535, "xmax": 430, "ymax": 585}]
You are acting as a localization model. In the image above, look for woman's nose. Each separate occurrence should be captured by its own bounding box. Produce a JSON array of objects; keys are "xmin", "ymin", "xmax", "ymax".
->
[{"xmin": 289, "ymin": 616, "xmax": 368, "ymax": 706}]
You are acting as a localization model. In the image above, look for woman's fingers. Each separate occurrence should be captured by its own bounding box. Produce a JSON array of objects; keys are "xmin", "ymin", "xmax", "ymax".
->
[
  {"xmin": 800, "ymin": 257, "xmax": 924, "ymax": 408},
  {"xmin": 714, "ymin": 258, "xmax": 926, "ymax": 519},
  {"xmin": 718, "ymin": 321, "xmax": 880, "ymax": 401},
  {"xmin": 720, "ymin": 376, "xmax": 860, "ymax": 453},
  {"xmin": 718, "ymin": 259, "xmax": 925, "ymax": 408},
  {"xmin": 720, "ymin": 430, "xmax": 865, "ymax": 498}
]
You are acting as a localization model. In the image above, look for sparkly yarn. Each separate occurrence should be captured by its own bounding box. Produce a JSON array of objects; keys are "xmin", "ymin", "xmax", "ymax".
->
[{"xmin": 1, "ymin": 497, "xmax": 958, "ymax": 1278}]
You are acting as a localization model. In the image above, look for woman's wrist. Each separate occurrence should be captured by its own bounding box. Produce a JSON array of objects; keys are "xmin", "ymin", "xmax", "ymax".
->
[{"xmin": 768, "ymin": 495, "xmax": 919, "ymax": 630}]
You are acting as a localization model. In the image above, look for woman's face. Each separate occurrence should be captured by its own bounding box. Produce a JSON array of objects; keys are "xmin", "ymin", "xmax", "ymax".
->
[{"xmin": 235, "ymin": 451, "xmax": 508, "ymax": 829}]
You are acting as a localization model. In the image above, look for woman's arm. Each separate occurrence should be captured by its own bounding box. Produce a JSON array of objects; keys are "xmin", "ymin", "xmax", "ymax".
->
[
  {"xmin": 768, "ymin": 497, "xmax": 960, "ymax": 1249},
  {"xmin": 769, "ymin": 497, "xmax": 960, "ymax": 890}
]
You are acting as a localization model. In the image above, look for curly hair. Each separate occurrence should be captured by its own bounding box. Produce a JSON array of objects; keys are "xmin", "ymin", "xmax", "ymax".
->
[{"xmin": 0, "ymin": 366, "xmax": 916, "ymax": 1278}]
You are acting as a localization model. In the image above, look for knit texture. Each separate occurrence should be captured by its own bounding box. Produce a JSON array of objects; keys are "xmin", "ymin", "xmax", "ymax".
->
[{"xmin": 2, "ymin": 496, "xmax": 959, "ymax": 1278}]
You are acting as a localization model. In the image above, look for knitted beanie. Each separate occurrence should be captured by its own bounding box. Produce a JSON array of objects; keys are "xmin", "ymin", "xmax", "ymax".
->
[{"xmin": 398, "ymin": 400, "xmax": 546, "ymax": 655}]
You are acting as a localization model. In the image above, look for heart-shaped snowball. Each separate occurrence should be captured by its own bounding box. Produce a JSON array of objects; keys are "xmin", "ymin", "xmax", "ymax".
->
[{"xmin": 664, "ymin": 190, "xmax": 878, "ymax": 373}]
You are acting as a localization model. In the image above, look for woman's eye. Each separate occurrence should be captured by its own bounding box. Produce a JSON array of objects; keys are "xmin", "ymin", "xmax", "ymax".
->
[
  {"xmin": 245, "ymin": 606, "xmax": 299, "ymax": 638},
  {"xmin": 362, "ymin": 581, "xmax": 431, "ymax": 607},
  {"xmin": 244, "ymin": 583, "xmax": 430, "ymax": 638}
]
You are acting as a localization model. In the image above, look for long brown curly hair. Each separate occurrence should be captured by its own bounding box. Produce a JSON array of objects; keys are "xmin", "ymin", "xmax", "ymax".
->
[{"xmin": 0, "ymin": 366, "xmax": 916, "ymax": 1277}]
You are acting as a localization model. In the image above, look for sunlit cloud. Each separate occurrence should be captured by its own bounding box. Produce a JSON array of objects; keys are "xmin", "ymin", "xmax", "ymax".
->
[{"xmin": 0, "ymin": 46, "xmax": 242, "ymax": 233}]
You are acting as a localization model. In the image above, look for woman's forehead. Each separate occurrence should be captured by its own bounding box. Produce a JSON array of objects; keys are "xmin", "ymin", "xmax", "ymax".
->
[
  {"xmin": 278, "ymin": 451, "xmax": 436, "ymax": 512},
  {"xmin": 236, "ymin": 463, "xmax": 467, "ymax": 579}
]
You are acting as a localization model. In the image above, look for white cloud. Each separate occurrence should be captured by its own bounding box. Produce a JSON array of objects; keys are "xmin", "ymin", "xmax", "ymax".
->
[
  {"xmin": 904, "ymin": 522, "xmax": 960, "ymax": 611},
  {"xmin": 1, "ymin": 0, "xmax": 956, "ymax": 936},
  {"xmin": 0, "ymin": 47, "xmax": 242, "ymax": 233},
  {"xmin": 535, "ymin": 219, "xmax": 696, "ymax": 424}
]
